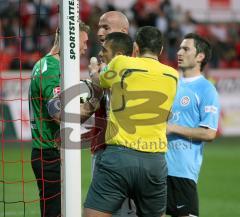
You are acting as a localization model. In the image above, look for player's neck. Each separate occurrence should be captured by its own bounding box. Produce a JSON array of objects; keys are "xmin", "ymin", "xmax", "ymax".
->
[
  {"xmin": 50, "ymin": 46, "xmax": 60, "ymax": 60},
  {"xmin": 182, "ymin": 68, "xmax": 201, "ymax": 78},
  {"xmin": 140, "ymin": 53, "xmax": 158, "ymax": 61}
]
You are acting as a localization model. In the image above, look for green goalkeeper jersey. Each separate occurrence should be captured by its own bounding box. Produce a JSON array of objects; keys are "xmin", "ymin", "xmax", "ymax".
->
[{"xmin": 29, "ymin": 53, "xmax": 61, "ymax": 149}]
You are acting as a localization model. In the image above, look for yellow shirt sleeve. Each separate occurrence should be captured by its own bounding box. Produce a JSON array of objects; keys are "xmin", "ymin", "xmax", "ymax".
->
[{"xmin": 99, "ymin": 56, "xmax": 122, "ymax": 88}]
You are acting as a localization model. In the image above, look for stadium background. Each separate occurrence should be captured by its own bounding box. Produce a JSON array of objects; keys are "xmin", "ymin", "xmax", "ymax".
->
[{"xmin": 0, "ymin": 0, "xmax": 240, "ymax": 216}]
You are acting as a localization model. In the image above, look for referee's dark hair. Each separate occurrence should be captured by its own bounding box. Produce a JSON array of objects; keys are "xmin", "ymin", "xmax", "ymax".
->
[
  {"xmin": 135, "ymin": 26, "xmax": 163, "ymax": 56},
  {"xmin": 184, "ymin": 33, "xmax": 212, "ymax": 71},
  {"xmin": 105, "ymin": 32, "xmax": 133, "ymax": 56}
]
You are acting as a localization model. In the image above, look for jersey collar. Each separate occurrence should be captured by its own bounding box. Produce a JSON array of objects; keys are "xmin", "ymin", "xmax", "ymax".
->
[{"xmin": 181, "ymin": 75, "xmax": 203, "ymax": 83}]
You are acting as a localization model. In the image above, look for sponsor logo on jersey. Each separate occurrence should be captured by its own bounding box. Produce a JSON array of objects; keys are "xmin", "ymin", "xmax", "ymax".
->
[
  {"xmin": 180, "ymin": 96, "xmax": 190, "ymax": 106},
  {"xmin": 205, "ymin": 105, "xmax": 217, "ymax": 113},
  {"xmin": 53, "ymin": 86, "xmax": 61, "ymax": 97}
]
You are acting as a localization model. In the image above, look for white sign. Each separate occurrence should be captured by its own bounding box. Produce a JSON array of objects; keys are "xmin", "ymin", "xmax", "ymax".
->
[
  {"xmin": 1, "ymin": 72, "xmax": 31, "ymax": 140},
  {"xmin": 207, "ymin": 69, "xmax": 240, "ymax": 136},
  {"xmin": 171, "ymin": 0, "xmax": 240, "ymax": 21}
]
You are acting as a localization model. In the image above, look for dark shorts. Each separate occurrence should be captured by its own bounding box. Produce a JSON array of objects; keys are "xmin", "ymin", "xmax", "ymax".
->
[
  {"xmin": 166, "ymin": 176, "xmax": 199, "ymax": 217},
  {"xmin": 84, "ymin": 145, "xmax": 167, "ymax": 217},
  {"xmin": 91, "ymin": 149, "xmax": 137, "ymax": 217},
  {"xmin": 31, "ymin": 148, "xmax": 61, "ymax": 217}
]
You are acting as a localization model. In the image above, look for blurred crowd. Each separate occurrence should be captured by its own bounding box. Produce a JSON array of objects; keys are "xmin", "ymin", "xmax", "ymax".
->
[{"xmin": 0, "ymin": 0, "xmax": 240, "ymax": 71}]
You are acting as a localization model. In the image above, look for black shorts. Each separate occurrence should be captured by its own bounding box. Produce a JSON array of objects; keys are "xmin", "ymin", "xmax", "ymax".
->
[
  {"xmin": 31, "ymin": 148, "xmax": 61, "ymax": 217},
  {"xmin": 166, "ymin": 176, "xmax": 199, "ymax": 217},
  {"xmin": 84, "ymin": 145, "xmax": 167, "ymax": 217}
]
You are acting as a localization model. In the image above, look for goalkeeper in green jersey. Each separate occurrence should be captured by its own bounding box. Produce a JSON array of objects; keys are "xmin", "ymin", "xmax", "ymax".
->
[{"xmin": 29, "ymin": 22, "xmax": 90, "ymax": 217}]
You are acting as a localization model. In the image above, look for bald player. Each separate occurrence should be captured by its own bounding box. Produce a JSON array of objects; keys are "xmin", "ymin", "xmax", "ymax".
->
[
  {"xmin": 80, "ymin": 11, "xmax": 129, "ymax": 124},
  {"xmin": 90, "ymin": 10, "xmax": 130, "ymax": 155},
  {"xmin": 98, "ymin": 11, "xmax": 129, "ymax": 44}
]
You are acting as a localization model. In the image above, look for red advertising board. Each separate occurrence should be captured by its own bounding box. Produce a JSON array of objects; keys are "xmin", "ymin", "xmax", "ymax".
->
[{"xmin": 209, "ymin": 0, "xmax": 231, "ymax": 8}]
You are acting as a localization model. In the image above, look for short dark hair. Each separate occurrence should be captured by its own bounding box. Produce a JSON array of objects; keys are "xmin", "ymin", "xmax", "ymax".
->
[
  {"xmin": 135, "ymin": 26, "xmax": 163, "ymax": 55},
  {"xmin": 184, "ymin": 33, "xmax": 212, "ymax": 71},
  {"xmin": 105, "ymin": 32, "xmax": 133, "ymax": 56}
]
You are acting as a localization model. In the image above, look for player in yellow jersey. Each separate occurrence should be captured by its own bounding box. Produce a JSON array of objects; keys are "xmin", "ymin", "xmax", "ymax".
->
[{"xmin": 84, "ymin": 26, "xmax": 178, "ymax": 217}]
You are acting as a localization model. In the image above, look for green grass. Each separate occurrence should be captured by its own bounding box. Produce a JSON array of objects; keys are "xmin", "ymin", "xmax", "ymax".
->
[
  {"xmin": 198, "ymin": 137, "xmax": 240, "ymax": 217},
  {"xmin": 0, "ymin": 146, "xmax": 91, "ymax": 217},
  {"xmin": 0, "ymin": 137, "xmax": 240, "ymax": 216}
]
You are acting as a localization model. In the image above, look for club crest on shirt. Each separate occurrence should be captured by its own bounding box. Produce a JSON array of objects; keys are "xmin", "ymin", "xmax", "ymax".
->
[
  {"xmin": 53, "ymin": 86, "xmax": 61, "ymax": 97},
  {"xmin": 180, "ymin": 96, "xmax": 190, "ymax": 106}
]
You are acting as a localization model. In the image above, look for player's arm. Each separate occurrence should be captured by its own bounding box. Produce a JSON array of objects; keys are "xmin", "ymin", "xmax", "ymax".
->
[
  {"xmin": 88, "ymin": 56, "xmax": 120, "ymax": 89},
  {"xmin": 46, "ymin": 94, "xmax": 102, "ymax": 124},
  {"xmin": 46, "ymin": 79, "xmax": 103, "ymax": 124},
  {"xmin": 88, "ymin": 57, "xmax": 106, "ymax": 88},
  {"xmin": 43, "ymin": 71, "xmax": 61, "ymax": 124},
  {"xmin": 80, "ymin": 84, "xmax": 103, "ymax": 123},
  {"xmin": 168, "ymin": 86, "xmax": 220, "ymax": 142},
  {"xmin": 167, "ymin": 125, "xmax": 217, "ymax": 142},
  {"xmin": 80, "ymin": 102, "xmax": 98, "ymax": 123},
  {"xmin": 47, "ymin": 95, "xmax": 61, "ymax": 123}
]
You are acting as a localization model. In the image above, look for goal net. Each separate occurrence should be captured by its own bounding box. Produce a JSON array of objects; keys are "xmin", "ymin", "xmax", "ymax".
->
[{"xmin": 0, "ymin": 0, "xmax": 63, "ymax": 216}]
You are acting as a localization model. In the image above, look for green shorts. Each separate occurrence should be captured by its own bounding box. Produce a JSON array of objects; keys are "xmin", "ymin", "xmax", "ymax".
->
[{"xmin": 84, "ymin": 145, "xmax": 167, "ymax": 217}]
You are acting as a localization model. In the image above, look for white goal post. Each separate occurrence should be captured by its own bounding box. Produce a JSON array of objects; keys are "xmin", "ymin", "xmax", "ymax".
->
[{"xmin": 60, "ymin": 0, "xmax": 81, "ymax": 217}]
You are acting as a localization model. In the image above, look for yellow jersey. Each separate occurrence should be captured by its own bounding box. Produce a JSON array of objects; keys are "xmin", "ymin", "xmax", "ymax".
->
[{"xmin": 100, "ymin": 55, "xmax": 178, "ymax": 152}]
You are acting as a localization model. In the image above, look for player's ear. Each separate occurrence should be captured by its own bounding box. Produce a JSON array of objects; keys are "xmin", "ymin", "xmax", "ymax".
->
[
  {"xmin": 115, "ymin": 51, "xmax": 123, "ymax": 56},
  {"xmin": 157, "ymin": 46, "xmax": 163, "ymax": 60},
  {"xmin": 133, "ymin": 42, "xmax": 139, "ymax": 57},
  {"xmin": 197, "ymin": 52, "xmax": 205, "ymax": 63},
  {"xmin": 160, "ymin": 46, "xmax": 163, "ymax": 55},
  {"xmin": 121, "ymin": 27, "xmax": 128, "ymax": 34}
]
